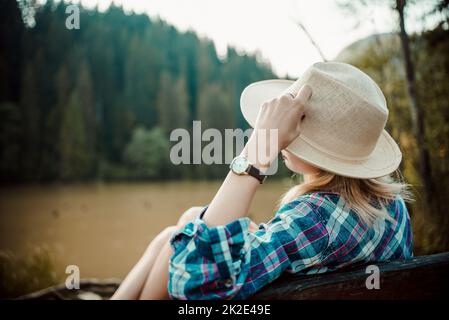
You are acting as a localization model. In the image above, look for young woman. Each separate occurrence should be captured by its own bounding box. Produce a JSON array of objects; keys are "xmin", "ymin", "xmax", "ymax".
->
[{"xmin": 111, "ymin": 62, "xmax": 413, "ymax": 300}]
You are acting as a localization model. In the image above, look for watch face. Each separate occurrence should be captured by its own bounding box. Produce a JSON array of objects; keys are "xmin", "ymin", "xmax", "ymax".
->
[{"xmin": 232, "ymin": 156, "xmax": 249, "ymax": 174}]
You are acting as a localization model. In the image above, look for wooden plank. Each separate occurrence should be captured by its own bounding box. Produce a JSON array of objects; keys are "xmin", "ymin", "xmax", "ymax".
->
[
  {"xmin": 250, "ymin": 252, "xmax": 449, "ymax": 300},
  {"xmin": 17, "ymin": 278, "xmax": 121, "ymax": 300}
]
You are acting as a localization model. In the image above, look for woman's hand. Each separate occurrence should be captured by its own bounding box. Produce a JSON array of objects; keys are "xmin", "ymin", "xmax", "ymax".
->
[{"xmin": 254, "ymin": 85, "xmax": 312, "ymax": 152}]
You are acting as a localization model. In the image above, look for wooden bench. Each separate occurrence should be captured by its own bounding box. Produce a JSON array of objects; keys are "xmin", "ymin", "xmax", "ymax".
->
[
  {"xmin": 19, "ymin": 252, "xmax": 449, "ymax": 300},
  {"xmin": 251, "ymin": 252, "xmax": 449, "ymax": 300}
]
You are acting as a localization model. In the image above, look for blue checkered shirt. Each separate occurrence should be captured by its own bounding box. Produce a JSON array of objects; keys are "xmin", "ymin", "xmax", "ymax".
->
[{"xmin": 168, "ymin": 192, "xmax": 413, "ymax": 299}]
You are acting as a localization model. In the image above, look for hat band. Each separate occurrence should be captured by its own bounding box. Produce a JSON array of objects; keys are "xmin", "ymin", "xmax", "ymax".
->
[{"xmin": 298, "ymin": 134, "xmax": 373, "ymax": 162}]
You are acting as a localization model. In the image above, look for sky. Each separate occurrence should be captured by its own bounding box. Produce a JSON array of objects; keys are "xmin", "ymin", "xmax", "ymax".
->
[{"xmin": 64, "ymin": 0, "xmax": 439, "ymax": 77}]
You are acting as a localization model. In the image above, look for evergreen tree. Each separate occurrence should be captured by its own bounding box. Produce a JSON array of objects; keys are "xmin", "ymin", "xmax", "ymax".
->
[
  {"xmin": 59, "ymin": 64, "xmax": 96, "ymax": 180},
  {"xmin": 19, "ymin": 62, "xmax": 40, "ymax": 180},
  {"xmin": 0, "ymin": 0, "xmax": 23, "ymax": 102},
  {"xmin": 198, "ymin": 83, "xmax": 235, "ymax": 130},
  {"xmin": 156, "ymin": 72, "xmax": 189, "ymax": 132}
]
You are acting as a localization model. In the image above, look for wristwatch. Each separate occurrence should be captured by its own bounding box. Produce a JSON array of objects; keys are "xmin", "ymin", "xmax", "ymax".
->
[{"xmin": 229, "ymin": 155, "xmax": 267, "ymax": 184}]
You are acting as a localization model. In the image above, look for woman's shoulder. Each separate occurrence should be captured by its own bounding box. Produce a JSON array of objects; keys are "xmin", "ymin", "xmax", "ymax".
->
[
  {"xmin": 281, "ymin": 191, "xmax": 341, "ymax": 210},
  {"xmin": 276, "ymin": 191, "xmax": 341, "ymax": 220},
  {"xmin": 298, "ymin": 191, "xmax": 408, "ymax": 213},
  {"xmin": 282, "ymin": 192, "xmax": 410, "ymax": 227},
  {"xmin": 385, "ymin": 194, "xmax": 410, "ymax": 220}
]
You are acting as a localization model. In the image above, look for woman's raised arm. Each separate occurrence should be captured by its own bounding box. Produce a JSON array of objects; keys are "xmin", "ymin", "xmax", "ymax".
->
[{"xmin": 202, "ymin": 85, "xmax": 312, "ymax": 227}]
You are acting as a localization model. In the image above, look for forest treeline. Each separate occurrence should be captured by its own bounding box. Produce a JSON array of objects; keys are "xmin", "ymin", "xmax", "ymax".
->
[{"xmin": 0, "ymin": 0, "xmax": 276, "ymax": 182}]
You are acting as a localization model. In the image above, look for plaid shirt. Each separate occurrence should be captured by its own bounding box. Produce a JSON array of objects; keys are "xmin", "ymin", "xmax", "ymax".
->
[{"xmin": 168, "ymin": 192, "xmax": 413, "ymax": 300}]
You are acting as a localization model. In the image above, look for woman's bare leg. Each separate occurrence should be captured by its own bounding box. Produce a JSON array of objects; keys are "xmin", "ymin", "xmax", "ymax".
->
[
  {"xmin": 110, "ymin": 226, "xmax": 177, "ymax": 300},
  {"xmin": 138, "ymin": 206, "xmax": 203, "ymax": 300},
  {"xmin": 111, "ymin": 207, "xmax": 203, "ymax": 300},
  {"xmin": 138, "ymin": 241, "xmax": 173, "ymax": 299}
]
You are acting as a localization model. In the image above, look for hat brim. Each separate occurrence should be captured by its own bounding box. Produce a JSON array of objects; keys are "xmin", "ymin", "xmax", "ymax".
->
[{"xmin": 240, "ymin": 79, "xmax": 402, "ymax": 179}]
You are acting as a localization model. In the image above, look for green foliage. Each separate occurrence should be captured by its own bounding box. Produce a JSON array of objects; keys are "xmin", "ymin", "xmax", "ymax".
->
[
  {"xmin": 198, "ymin": 83, "xmax": 235, "ymax": 130},
  {"xmin": 0, "ymin": 246, "xmax": 62, "ymax": 299},
  {"xmin": 124, "ymin": 126, "xmax": 170, "ymax": 179},
  {"xmin": 156, "ymin": 73, "xmax": 189, "ymax": 132},
  {"xmin": 59, "ymin": 88, "xmax": 92, "ymax": 180},
  {"xmin": 59, "ymin": 61, "xmax": 97, "ymax": 181},
  {"xmin": 0, "ymin": 0, "xmax": 274, "ymax": 182},
  {"xmin": 0, "ymin": 102, "xmax": 22, "ymax": 179}
]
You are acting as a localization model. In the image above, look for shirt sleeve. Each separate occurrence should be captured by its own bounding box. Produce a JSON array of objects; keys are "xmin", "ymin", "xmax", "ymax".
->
[{"xmin": 168, "ymin": 200, "xmax": 329, "ymax": 300}]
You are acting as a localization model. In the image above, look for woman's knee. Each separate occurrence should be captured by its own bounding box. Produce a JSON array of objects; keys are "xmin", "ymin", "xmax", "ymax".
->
[
  {"xmin": 177, "ymin": 206, "xmax": 203, "ymax": 228},
  {"xmin": 151, "ymin": 225, "xmax": 178, "ymax": 247},
  {"xmin": 160, "ymin": 225, "xmax": 178, "ymax": 239}
]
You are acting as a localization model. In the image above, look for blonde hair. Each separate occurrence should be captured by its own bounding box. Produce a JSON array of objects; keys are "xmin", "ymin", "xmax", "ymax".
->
[{"xmin": 280, "ymin": 170, "xmax": 413, "ymax": 225}]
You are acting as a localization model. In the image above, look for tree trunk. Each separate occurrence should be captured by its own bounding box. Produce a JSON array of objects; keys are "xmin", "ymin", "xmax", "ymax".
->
[{"xmin": 395, "ymin": 0, "xmax": 433, "ymax": 203}]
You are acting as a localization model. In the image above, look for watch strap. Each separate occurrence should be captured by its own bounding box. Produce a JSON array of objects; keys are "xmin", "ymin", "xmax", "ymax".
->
[{"xmin": 247, "ymin": 164, "xmax": 267, "ymax": 184}]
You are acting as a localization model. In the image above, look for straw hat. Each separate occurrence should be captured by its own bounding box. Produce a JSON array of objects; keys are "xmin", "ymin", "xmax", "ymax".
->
[{"xmin": 240, "ymin": 62, "xmax": 402, "ymax": 179}]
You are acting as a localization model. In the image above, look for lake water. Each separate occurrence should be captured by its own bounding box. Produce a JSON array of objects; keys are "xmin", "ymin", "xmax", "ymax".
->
[{"xmin": 0, "ymin": 181, "xmax": 291, "ymax": 279}]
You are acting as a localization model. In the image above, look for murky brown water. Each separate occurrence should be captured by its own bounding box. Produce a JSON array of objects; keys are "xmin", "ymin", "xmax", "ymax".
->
[{"xmin": 0, "ymin": 181, "xmax": 290, "ymax": 279}]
